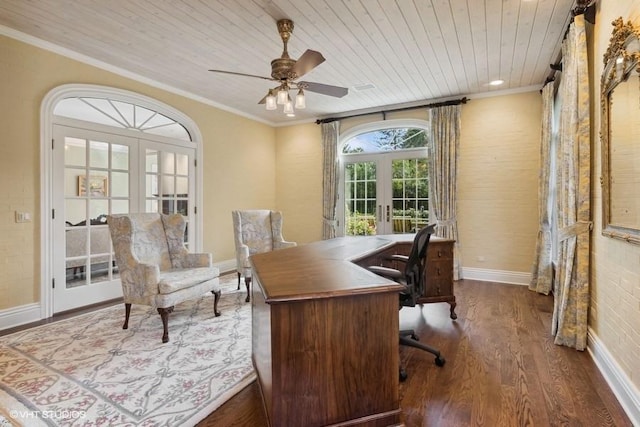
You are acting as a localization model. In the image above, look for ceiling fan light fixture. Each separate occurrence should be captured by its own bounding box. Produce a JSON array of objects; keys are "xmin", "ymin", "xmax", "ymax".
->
[
  {"xmin": 265, "ymin": 90, "xmax": 277, "ymax": 110},
  {"xmin": 295, "ymin": 88, "xmax": 306, "ymax": 109},
  {"xmin": 283, "ymin": 99, "xmax": 294, "ymax": 114},
  {"xmin": 277, "ymin": 86, "xmax": 289, "ymax": 104}
]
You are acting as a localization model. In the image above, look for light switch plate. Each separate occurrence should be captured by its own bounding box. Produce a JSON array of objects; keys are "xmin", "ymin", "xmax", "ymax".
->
[{"xmin": 15, "ymin": 211, "xmax": 31, "ymax": 223}]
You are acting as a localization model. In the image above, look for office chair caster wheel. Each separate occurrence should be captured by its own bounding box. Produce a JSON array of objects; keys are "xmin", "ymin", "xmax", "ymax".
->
[
  {"xmin": 435, "ymin": 355, "xmax": 445, "ymax": 367},
  {"xmin": 399, "ymin": 368, "xmax": 408, "ymax": 382}
]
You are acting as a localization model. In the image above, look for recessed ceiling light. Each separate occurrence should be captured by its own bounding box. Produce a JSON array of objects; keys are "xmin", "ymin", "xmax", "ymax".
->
[{"xmin": 489, "ymin": 79, "xmax": 504, "ymax": 86}]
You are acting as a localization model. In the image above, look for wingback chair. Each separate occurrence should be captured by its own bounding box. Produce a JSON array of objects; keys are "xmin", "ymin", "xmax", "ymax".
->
[
  {"xmin": 232, "ymin": 210, "xmax": 296, "ymax": 302},
  {"xmin": 108, "ymin": 213, "xmax": 221, "ymax": 343}
]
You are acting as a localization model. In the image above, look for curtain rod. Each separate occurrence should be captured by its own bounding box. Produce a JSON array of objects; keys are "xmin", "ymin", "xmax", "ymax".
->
[
  {"xmin": 315, "ymin": 97, "xmax": 468, "ymax": 125},
  {"xmin": 542, "ymin": 1, "xmax": 596, "ymax": 88}
]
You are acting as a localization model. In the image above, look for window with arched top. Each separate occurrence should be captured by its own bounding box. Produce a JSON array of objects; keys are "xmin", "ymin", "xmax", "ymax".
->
[
  {"xmin": 54, "ymin": 97, "xmax": 192, "ymax": 141},
  {"xmin": 338, "ymin": 121, "xmax": 430, "ymax": 236},
  {"xmin": 342, "ymin": 127, "xmax": 428, "ymax": 153}
]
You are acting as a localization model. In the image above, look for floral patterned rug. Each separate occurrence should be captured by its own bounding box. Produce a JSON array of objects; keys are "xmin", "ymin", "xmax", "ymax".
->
[{"xmin": 0, "ymin": 278, "xmax": 255, "ymax": 426}]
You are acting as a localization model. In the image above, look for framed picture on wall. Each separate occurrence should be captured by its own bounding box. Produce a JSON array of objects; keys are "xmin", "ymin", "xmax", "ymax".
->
[{"xmin": 78, "ymin": 175, "xmax": 108, "ymax": 197}]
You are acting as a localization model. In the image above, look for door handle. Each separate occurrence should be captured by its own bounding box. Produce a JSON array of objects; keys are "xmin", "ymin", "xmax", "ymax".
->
[{"xmin": 378, "ymin": 205, "xmax": 382, "ymax": 222}]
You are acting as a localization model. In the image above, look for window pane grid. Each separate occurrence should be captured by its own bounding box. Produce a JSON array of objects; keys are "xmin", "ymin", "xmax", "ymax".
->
[
  {"xmin": 345, "ymin": 161, "xmax": 377, "ymax": 235},
  {"xmin": 392, "ymin": 158, "xmax": 429, "ymax": 233},
  {"xmin": 65, "ymin": 136, "xmax": 130, "ymax": 288}
]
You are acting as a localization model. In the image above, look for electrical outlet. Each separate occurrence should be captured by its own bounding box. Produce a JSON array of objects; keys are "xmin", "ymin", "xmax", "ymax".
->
[{"xmin": 15, "ymin": 211, "xmax": 31, "ymax": 223}]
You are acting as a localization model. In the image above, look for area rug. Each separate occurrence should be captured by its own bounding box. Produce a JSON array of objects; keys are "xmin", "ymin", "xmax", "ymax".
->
[{"xmin": 0, "ymin": 278, "xmax": 255, "ymax": 426}]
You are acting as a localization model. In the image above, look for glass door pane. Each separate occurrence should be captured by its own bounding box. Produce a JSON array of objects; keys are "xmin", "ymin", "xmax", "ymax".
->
[
  {"xmin": 53, "ymin": 125, "xmax": 136, "ymax": 313},
  {"xmin": 143, "ymin": 144, "xmax": 194, "ymax": 248},
  {"xmin": 391, "ymin": 158, "xmax": 430, "ymax": 234},
  {"xmin": 344, "ymin": 160, "xmax": 378, "ymax": 236}
]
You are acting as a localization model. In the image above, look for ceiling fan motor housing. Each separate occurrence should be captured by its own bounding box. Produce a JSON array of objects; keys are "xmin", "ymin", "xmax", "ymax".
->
[
  {"xmin": 271, "ymin": 57, "xmax": 297, "ymax": 80},
  {"xmin": 272, "ymin": 19, "xmax": 297, "ymax": 81}
]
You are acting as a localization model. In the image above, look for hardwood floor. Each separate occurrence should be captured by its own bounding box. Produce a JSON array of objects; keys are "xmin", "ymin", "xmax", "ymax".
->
[
  {"xmin": 198, "ymin": 279, "xmax": 632, "ymax": 427},
  {"xmin": 1, "ymin": 278, "xmax": 631, "ymax": 426}
]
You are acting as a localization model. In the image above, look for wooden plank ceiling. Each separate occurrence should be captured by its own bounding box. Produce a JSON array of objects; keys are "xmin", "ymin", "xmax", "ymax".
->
[{"xmin": 0, "ymin": 0, "xmax": 575, "ymax": 125}]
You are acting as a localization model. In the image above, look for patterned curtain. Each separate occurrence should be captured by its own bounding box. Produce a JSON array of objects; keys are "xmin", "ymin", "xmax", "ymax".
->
[
  {"xmin": 553, "ymin": 14, "xmax": 591, "ymax": 350},
  {"xmin": 529, "ymin": 82, "xmax": 555, "ymax": 295},
  {"xmin": 321, "ymin": 121, "xmax": 340, "ymax": 239},
  {"xmin": 428, "ymin": 105, "xmax": 461, "ymax": 280}
]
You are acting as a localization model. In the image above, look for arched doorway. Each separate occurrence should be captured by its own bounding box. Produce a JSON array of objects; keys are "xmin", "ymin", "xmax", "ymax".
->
[{"xmin": 40, "ymin": 85, "xmax": 203, "ymax": 315}]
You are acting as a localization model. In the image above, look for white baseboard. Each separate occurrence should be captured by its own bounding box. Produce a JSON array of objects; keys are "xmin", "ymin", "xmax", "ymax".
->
[
  {"xmin": 0, "ymin": 303, "xmax": 42, "ymax": 331},
  {"xmin": 214, "ymin": 259, "xmax": 237, "ymax": 275},
  {"xmin": 460, "ymin": 267, "xmax": 531, "ymax": 285},
  {"xmin": 588, "ymin": 328, "xmax": 640, "ymax": 426}
]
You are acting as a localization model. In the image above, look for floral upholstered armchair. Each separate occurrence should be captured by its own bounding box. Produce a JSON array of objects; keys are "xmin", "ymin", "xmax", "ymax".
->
[
  {"xmin": 232, "ymin": 210, "xmax": 296, "ymax": 302},
  {"xmin": 108, "ymin": 213, "xmax": 221, "ymax": 343}
]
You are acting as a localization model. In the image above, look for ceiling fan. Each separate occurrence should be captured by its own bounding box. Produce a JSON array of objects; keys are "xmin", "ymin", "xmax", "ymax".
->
[{"xmin": 209, "ymin": 19, "xmax": 348, "ymax": 115}]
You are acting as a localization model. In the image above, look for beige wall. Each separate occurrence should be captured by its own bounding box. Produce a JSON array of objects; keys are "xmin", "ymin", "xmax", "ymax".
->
[
  {"xmin": 591, "ymin": 0, "xmax": 640, "ymax": 391},
  {"xmin": 275, "ymin": 123, "xmax": 323, "ymax": 244},
  {"xmin": 458, "ymin": 92, "xmax": 541, "ymax": 272},
  {"xmin": 0, "ymin": 35, "xmax": 276, "ymax": 310}
]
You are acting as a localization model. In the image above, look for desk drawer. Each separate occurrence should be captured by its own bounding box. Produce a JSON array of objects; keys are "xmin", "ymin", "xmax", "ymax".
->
[
  {"xmin": 427, "ymin": 242, "xmax": 453, "ymax": 261},
  {"xmin": 424, "ymin": 261, "xmax": 453, "ymax": 297},
  {"xmin": 423, "ymin": 241, "xmax": 453, "ymax": 298}
]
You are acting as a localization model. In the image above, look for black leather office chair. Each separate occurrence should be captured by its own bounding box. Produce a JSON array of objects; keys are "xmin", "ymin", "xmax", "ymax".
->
[{"xmin": 368, "ymin": 224, "xmax": 445, "ymax": 381}]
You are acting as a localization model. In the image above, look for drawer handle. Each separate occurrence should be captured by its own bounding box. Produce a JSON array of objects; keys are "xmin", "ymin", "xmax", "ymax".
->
[
  {"xmin": 437, "ymin": 267, "xmax": 441, "ymax": 275},
  {"xmin": 437, "ymin": 251, "xmax": 442, "ymax": 257}
]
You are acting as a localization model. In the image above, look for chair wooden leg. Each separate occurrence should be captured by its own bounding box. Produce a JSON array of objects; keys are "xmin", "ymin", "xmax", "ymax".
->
[
  {"xmin": 244, "ymin": 276, "xmax": 251, "ymax": 302},
  {"xmin": 157, "ymin": 306, "xmax": 174, "ymax": 343},
  {"xmin": 123, "ymin": 303, "xmax": 131, "ymax": 330},
  {"xmin": 237, "ymin": 272, "xmax": 241, "ymax": 290},
  {"xmin": 212, "ymin": 289, "xmax": 222, "ymax": 317}
]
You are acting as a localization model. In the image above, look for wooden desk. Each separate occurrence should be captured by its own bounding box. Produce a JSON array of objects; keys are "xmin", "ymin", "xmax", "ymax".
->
[{"xmin": 250, "ymin": 235, "xmax": 454, "ymax": 427}]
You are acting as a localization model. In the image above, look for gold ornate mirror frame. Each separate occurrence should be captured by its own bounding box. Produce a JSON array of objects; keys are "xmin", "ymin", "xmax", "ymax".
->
[{"xmin": 601, "ymin": 17, "xmax": 640, "ymax": 244}]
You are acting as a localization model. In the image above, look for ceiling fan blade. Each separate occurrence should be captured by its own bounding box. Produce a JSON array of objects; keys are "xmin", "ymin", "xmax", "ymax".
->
[
  {"xmin": 292, "ymin": 50, "xmax": 325, "ymax": 78},
  {"xmin": 299, "ymin": 81, "xmax": 348, "ymax": 98},
  {"xmin": 208, "ymin": 69, "xmax": 275, "ymax": 81}
]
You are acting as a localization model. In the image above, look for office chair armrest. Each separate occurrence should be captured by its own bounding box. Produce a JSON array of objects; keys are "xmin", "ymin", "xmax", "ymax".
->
[
  {"xmin": 386, "ymin": 254, "xmax": 408, "ymax": 263},
  {"xmin": 367, "ymin": 265, "xmax": 403, "ymax": 281}
]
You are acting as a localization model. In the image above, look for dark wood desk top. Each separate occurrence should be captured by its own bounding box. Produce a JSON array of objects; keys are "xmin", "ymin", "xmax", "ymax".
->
[{"xmin": 250, "ymin": 235, "xmax": 450, "ymax": 304}]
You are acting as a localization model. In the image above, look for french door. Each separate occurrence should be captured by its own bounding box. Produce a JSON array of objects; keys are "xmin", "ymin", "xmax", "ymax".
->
[
  {"xmin": 52, "ymin": 124, "xmax": 195, "ymax": 313},
  {"xmin": 342, "ymin": 148, "xmax": 429, "ymax": 236}
]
